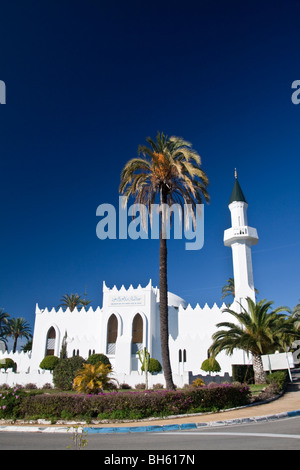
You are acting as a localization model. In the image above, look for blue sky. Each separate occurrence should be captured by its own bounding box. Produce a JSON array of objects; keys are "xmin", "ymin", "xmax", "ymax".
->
[{"xmin": 0, "ymin": 0, "xmax": 300, "ymax": 338}]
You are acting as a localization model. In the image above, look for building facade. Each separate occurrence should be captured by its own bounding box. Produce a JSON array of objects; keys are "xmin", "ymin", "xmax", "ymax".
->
[{"xmin": 0, "ymin": 175, "xmax": 258, "ymax": 388}]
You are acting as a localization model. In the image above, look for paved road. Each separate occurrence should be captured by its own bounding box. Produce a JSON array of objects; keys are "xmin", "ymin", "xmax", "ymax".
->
[{"xmin": 1, "ymin": 416, "xmax": 300, "ymax": 451}]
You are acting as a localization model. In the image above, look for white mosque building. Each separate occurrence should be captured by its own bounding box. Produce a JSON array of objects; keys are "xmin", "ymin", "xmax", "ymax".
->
[{"xmin": 0, "ymin": 175, "xmax": 259, "ymax": 388}]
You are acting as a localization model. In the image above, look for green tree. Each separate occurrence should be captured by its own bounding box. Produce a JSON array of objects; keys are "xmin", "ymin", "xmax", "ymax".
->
[
  {"xmin": 209, "ymin": 298, "xmax": 294, "ymax": 384},
  {"xmin": 58, "ymin": 293, "xmax": 92, "ymax": 312},
  {"xmin": 60, "ymin": 331, "xmax": 68, "ymax": 359},
  {"xmin": 120, "ymin": 132, "xmax": 209, "ymax": 389},
  {"xmin": 0, "ymin": 308, "xmax": 10, "ymax": 350},
  {"xmin": 292, "ymin": 300, "xmax": 300, "ymax": 330},
  {"xmin": 6, "ymin": 317, "xmax": 32, "ymax": 353},
  {"xmin": 221, "ymin": 278, "xmax": 259, "ymax": 303},
  {"xmin": 21, "ymin": 339, "xmax": 32, "ymax": 352},
  {"xmin": 221, "ymin": 278, "xmax": 235, "ymax": 301},
  {"xmin": 53, "ymin": 356, "xmax": 86, "ymax": 390},
  {"xmin": 201, "ymin": 357, "xmax": 221, "ymax": 374}
]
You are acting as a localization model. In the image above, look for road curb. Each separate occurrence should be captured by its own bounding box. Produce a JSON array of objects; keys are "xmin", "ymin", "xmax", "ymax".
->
[{"xmin": 1, "ymin": 410, "xmax": 299, "ymax": 434}]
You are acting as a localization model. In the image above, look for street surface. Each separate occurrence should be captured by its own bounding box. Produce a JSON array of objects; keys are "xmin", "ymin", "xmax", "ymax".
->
[{"xmin": 0, "ymin": 416, "xmax": 300, "ymax": 451}]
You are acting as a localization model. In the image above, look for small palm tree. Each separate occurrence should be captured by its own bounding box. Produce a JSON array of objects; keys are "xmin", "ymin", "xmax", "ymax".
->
[
  {"xmin": 0, "ymin": 308, "xmax": 10, "ymax": 350},
  {"xmin": 73, "ymin": 363, "xmax": 117, "ymax": 394},
  {"xmin": 6, "ymin": 317, "xmax": 32, "ymax": 353},
  {"xmin": 221, "ymin": 278, "xmax": 235, "ymax": 301},
  {"xmin": 120, "ymin": 132, "xmax": 209, "ymax": 389},
  {"xmin": 58, "ymin": 293, "xmax": 92, "ymax": 312},
  {"xmin": 209, "ymin": 298, "xmax": 293, "ymax": 384},
  {"xmin": 221, "ymin": 278, "xmax": 259, "ymax": 303}
]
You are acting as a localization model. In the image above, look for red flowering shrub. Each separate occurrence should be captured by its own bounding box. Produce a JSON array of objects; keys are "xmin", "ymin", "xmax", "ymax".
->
[{"xmin": 16, "ymin": 383, "xmax": 251, "ymax": 421}]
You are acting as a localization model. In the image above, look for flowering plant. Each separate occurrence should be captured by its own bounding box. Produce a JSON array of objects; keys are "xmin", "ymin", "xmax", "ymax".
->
[{"xmin": 0, "ymin": 387, "xmax": 24, "ymax": 419}]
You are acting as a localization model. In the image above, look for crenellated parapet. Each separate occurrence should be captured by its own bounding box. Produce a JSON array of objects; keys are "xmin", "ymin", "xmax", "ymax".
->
[{"xmin": 35, "ymin": 303, "xmax": 102, "ymax": 315}]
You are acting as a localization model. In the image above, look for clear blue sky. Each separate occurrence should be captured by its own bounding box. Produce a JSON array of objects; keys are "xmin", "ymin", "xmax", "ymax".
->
[{"xmin": 1, "ymin": 0, "xmax": 300, "ymax": 337}]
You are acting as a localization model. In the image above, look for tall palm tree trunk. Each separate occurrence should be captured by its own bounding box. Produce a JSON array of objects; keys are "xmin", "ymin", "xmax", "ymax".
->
[
  {"xmin": 13, "ymin": 335, "xmax": 18, "ymax": 354},
  {"xmin": 159, "ymin": 189, "xmax": 175, "ymax": 390},
  {"xmin": 252, "ymin": 354, "xmax": 267, "ymax": 384}
]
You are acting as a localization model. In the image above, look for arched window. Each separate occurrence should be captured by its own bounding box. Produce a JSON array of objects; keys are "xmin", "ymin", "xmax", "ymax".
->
[
  {"xmin": 46, "ymin": 327, "xmax": 56, "ymax": 356},
  {"xmin": 107, "ymin": 314, "xmax": 118, "ymax": 355},
  {"xmin": 131, "ymin": 313, "xmax": 143, "ymax": 354}
]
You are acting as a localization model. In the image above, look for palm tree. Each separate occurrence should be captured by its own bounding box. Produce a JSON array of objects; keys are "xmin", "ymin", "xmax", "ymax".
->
[
  {"xmin": 0, "ymin": 308, "xmax": 10, "ymax": 351},
  {"xmin": 221, "ymin": 278, "xmax": 235, "ymax": 301},
  {"xmin": 209, "ymin": 298, "xmax": 293, "ymax": 384},
  {"xmin": 58, "ymin": 293, "xmax": 92, "ymax": 311},
  {"xmin": 120, "ymin": 132, "xmax": 209, "ymax": 389},
  {"xmin": 292, "ymin": 300, "xmax": 300, "ymax": 330},
  {"xmin": 73, "ymin": 363, "xmax": 117, "ymax": 394},
  {"xmin": 221, "ymin": 278, "xmax": 259, "ymax": 303},
  {"xmin": 6, "ymin": 317, "xmax": 32, "ymax": 353}
]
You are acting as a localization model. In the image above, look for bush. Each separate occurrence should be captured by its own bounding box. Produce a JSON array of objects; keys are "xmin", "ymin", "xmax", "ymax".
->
[
  {"xmin": 135, "ymin": 383, "xmax": 146, "ymax": 390},
  {"xmin": 232, "ymin": 364, "xmax": 255, "ymax": 384},
  {"xmin": 0, "ymin": 358, "xmax": 17, "ymax": 372},
  {"xmin": 16, "ymin": 383, "xmax": 251, "ymax": 421},
  {"xmin": 53, "ymin": 356, "xmax": 86, "ymax": 390},
  {"xmin": 192, "ymin": 378, "xmax": 205, "ymax": 388},
  {"xmin": 267, "ymin": 370, "xmax": 289, "ymax": 391},
  {"xmin": 87, "ymin": 354, "xmax": 111, "ymax": 368},
  {"xmin": 201, "ymin": 358, "xmax": 221, "ymax": 374},
  {"xmin": 39, "ymin": 355, "xmax": 59, "ymax": 371},
  {"xmin": 141, "ymin": 358, "xmax": 162, "ymax": 374},
  {"xmin": 119, "ymin": 383, "xmax": 131, "ymax": 390},
  {"xmin": 152, "ymin": 383, "xmax": 164, "ymax": 390},
  {"xmin": 0, "ymin": 387, "xmax": 26, "ymax": 419}
]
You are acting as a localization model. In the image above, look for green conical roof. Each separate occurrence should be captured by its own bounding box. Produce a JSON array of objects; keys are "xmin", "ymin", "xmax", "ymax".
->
[{"xmin": 229, "ymin": 178, "xmax": 247, "ymax": 204}]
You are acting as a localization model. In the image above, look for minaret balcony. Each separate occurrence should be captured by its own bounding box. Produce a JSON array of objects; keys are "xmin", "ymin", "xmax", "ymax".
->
[{"xmin": 224, "ymin": 226, "xmax": 258, "ymax": 247}]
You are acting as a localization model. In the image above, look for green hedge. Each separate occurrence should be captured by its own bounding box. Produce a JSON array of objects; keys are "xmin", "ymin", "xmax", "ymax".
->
[
  {"xmin": 232, "ymin": 364, "xmax": 255, "ymax": 384},
  {"xmin": 52, "ymin": 356, "xmax": 86, "ymax": 390},
  {"xmin": 13, "ymin": 383, "xmax": 250, "ymax": 421}
]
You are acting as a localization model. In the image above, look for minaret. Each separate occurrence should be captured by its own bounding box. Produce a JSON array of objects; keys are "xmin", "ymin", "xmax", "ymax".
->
[{"xmin": 224, "ymin": 170, "xmax": 258, "ymax": 309}]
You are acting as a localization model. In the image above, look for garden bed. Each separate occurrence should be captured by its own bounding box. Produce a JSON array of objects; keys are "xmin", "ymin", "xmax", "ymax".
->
[{"xmin": 1, "ymin": 383, "xmax": 251, "ymax": 422}]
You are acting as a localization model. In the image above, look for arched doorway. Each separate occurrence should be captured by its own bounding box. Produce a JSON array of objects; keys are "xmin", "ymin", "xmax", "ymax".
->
[
  {"xmin": 106, "ymin": 314, "xmax": 118, "ymax": 355},
  {"xmin": 45, "ymin": 327, "xmax": 56, "ymax": 356},
  {"xmin": 131, "ymin": 313, "xmax": 143, "ymax": 355}
]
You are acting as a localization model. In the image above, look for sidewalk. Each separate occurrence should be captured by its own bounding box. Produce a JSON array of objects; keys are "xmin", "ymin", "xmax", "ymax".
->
[
  {"xmin": 1, "ymin": 370, "xmax": 300, "ymax": 434},
  {"xmin": 82, "ymin": 371, "xmax": 300, "ymax": 433}
]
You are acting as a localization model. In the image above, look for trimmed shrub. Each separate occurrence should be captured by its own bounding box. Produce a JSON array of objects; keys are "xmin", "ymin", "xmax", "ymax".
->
[
  {"xmin": 201, "ymin": 358, "xmax": 221, "ymax": 373},
  {"xmin": 0, "ymin": 358, "xmax": 17, "ymax": 372},
  {"xmin": 53, "ymin": 356, "xmax": 86, "ymax": 390},
  {"xmin": 39, "ymin": 355, "xmax": 59, "ymax": 371},
  {"xmin": 141, "ymin": 358, "xmax": 162, "ymax": 374},
  {"xmin": 86, "ymin": 353, "xmax": 111, "ymax": 368}
]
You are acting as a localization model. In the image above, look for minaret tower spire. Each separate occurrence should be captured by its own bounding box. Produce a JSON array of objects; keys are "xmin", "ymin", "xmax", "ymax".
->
[{"xmin": 224, "ymin": 171, "xmax": 259, "ymax": 309}]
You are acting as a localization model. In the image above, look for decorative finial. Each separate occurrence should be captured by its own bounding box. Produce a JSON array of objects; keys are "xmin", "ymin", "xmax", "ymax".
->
[{"xmin": 234, "ymin": 168, "xmax": 237, "ymax": 179}]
